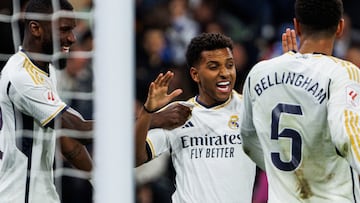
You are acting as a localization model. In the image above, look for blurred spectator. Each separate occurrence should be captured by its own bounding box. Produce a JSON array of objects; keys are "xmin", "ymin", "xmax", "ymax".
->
[
  {"xmin": 136, "ymin": 27, "xmax": 174, "ymax": 103},
  {"xmin": 334, "ymin": 14, "xmax": 353, "ymax": 58},
  {"xmin": 166, "ymin": 0, "xmax": 200, "ymax": 66},
  {"xmin": 345, "ymin": 42, "xmax": 360, "ymax": 68},
  {"xmin": 0, "ymin": 0, "xmax": 28, "ymax": 70}
]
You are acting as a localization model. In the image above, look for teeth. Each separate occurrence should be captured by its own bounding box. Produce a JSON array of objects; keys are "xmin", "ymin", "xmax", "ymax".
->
[
  {"xmin": 62, "ymin": 47, "xmax": 70, "ymax": 53},
  {"xmin": 217, "ymin": 81, "xmax": 230, "ymax": 86}
]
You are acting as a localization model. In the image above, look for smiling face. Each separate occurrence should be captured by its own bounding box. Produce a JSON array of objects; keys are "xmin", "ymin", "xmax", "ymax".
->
[
  {"xmin": 190, "ymin": 47, "xmax": 236, "ymax": 106},
  {"xmin": 41, "ymin": 16, "xmax": 76, "ymax": 69}
]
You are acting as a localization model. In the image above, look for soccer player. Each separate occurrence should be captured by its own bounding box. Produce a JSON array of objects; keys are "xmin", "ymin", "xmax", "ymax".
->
[
  {"xmin": 136, "ymin": 33, "xmax": 257, "ymax": 203},
  {"xmin": 240, "ymin": 0, "xmax": 360, "ymax": 202},
  {"xmin": 0, "ymin": 0, "xmax": 94, "ymax": 202}
]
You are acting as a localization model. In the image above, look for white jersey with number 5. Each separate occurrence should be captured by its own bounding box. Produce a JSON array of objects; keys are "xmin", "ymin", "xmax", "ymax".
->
[
  {"xmin": 0, "ymin": 51, "xmax": 67, "ymax": 203},
  {"xmin": 146, "ymin": 91, "xmax": 256, "ymax": 203},
  {"xmin": 240, "ymin": 51, "xmax": 360, "ymax": 203}
]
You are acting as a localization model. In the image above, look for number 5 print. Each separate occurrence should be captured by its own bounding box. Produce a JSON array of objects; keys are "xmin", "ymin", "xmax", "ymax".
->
[{"xmin": 271, "ymin": 103, "xmax": 303, "ymax": 171}]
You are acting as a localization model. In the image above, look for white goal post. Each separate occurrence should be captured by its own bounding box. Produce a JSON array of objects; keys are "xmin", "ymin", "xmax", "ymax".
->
[{"xmin": 93, "ymin": 0, "xmax": 134, "ymax": 202}]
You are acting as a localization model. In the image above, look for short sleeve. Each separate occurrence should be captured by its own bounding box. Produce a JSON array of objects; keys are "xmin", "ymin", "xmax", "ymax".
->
[
  {"xmin": 146, "ymin": 128, "xmax": 170, "ymax": 159},
  {"xmin": 8, "ymin": 68, "xmax": 67, "ymax": 127}
]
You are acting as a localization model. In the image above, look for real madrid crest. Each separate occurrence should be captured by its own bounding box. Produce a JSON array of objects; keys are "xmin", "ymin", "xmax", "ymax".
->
[{"xmin": 228, "ymin": 115, "xmax": 239, "ymax": 129}]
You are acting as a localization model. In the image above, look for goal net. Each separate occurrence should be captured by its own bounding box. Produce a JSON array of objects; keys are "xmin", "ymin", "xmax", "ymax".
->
[{"xmin": 0, "ymin": 0, "xmax": 134, "ymax": 202}]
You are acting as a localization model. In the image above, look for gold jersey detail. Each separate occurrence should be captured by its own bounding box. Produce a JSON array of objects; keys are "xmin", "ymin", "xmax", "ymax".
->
[
  {"xmin": 20, "ymin": 52, "xmax": 48, "ymax": 85},
  {"xmin": 344, "ymin": 110, "xmax": 360, "ymax": 162}
]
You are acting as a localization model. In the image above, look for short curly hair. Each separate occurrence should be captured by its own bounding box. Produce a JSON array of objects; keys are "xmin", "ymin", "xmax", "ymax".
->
[
  {"xmin": 24, "ymin": 0, "xmax": 74, "ymax": 31},
  {"xmin": 25, "ymin": 0, "xmax": 73, "ymax": 14},
  {"xmin": 295, "ymin": 0, "xmax": 343, "ymax": 36},
  {"xmin": 185, "ymin": 33, "xmax": 233, "ymax": 68}
]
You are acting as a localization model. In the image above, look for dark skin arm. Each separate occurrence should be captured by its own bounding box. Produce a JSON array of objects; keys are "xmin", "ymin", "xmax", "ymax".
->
[
  {"xmin": 59, "ymin": 136, "xmax": 92, "ymax": 172},
  {"xmin": 61, "ymin": 107, "xmax": 93, "ymax": 131},
  {"xmin": 58, "ymin": 107, "xmax": 94, "ymax": 172},
  {"xmin": 150, "ymin": 103, "xmax": 191, "ymax": 130}
]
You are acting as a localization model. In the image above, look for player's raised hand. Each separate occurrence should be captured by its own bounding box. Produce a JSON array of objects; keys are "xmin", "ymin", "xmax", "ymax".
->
[
  {"xmin": 282, "ymin": 28, "xmax": 298, "ymax": 52},
  {"xmin": 144, "ymin": 71, "xmax": 183, "ymax": 113}
]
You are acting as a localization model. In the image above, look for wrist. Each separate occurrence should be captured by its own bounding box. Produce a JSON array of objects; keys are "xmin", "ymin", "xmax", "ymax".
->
[{"xmin": 143, "ymin": 105, "xmax": 157, "ymax": 114}]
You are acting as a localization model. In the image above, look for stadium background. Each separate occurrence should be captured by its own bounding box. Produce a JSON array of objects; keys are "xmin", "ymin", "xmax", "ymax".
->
[{"xmin": 0, "ymin": 0, "xmax": 360, "ymax": 202}]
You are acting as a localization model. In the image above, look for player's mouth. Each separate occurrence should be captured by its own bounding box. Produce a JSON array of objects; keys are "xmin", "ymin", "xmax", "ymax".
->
[
  {"xmin": 62, "ymin": 46, "xmax": 70, "ymax": 53},
  {"xmin": 216, "ymin": 81, "xmax": 231, "ymax": 93}
]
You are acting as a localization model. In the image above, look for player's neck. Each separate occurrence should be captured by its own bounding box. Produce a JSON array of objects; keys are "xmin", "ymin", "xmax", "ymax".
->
[
  {"xmin": 298, "ymin": 38, "xmax": 334, "ymax": 56},
  {"xmin": 21, "ymin": 48, "xmax": 50, "ymax": 73}
]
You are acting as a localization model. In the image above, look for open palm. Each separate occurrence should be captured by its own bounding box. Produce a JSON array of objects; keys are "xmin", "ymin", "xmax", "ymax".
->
[{"xmin": 144, "ymin": 71, "xmax": 183, "ymax": 112}]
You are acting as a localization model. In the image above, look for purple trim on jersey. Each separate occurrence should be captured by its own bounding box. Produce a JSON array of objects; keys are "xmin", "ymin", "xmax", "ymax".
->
[
  {"xmin": 194, "ymin": 95, "xmax": 227, "ymax": 108},
  {"xmin": 144, "ymin": 142, "xmax": 153, "ymax": 163}
]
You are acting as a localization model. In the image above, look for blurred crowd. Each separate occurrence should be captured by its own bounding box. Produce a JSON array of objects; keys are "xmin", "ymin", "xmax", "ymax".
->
[{"xmin": 136, "ymin": 0, "xmax": 360, "ymax": 105}]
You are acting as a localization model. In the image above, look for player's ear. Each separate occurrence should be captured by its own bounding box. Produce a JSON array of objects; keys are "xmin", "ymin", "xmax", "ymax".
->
[
  {"xmin": 293, "ymin": 18, "xmax": 301, "ymax": 37},
  {"xmin": 29, "ymin": 20, "xmax": 41, "ymax": 37},
  {"xmin": 190, "ymin": 67, "xmax": 199, "ymax": 83},
  {"xmin": 335, "ymin": 18, "xmax": 345, "ymax": 38}
]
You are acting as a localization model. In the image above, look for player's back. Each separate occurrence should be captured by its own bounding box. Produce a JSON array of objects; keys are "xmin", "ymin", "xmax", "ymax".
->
[{"xmin": 242, "ymin": 51, "xmax": 360, "ymax": 202}]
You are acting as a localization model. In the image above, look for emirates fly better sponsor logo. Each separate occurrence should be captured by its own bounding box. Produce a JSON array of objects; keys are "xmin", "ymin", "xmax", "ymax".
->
[{"xmin": 181, "ymin": 115, "xmax": 242, "ymax": 159}]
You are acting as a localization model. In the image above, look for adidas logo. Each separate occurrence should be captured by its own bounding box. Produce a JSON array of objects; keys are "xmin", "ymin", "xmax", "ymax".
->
[{"xmin": 182, "ymin": 121, "xmax": 194, "ymax": 128}]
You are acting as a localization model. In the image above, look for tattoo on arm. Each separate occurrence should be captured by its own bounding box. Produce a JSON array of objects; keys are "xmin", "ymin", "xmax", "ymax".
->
[{"xmin": 63, "ymin": 143, "xmax": 82, "ymax": 161}]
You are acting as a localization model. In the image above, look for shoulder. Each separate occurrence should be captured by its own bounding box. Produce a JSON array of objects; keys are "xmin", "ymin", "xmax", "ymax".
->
[
  {"xmin": 232, "ymin": 90, "xmax": 243, "ymax": 101},
  {"xmin": 323, "ymin": 56, "xmax": 360, "ymax": 82},
  {"xmin": 249, "ymin": 52, "xmax": 292, "ymax": 75},
  {"xmin": 3, "ymin": 53, "xmax": 28, "ymax": 86}
]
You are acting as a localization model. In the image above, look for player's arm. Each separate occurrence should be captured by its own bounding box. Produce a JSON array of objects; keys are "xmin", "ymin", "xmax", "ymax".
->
[
  {"xmin": 135, "ymin": 71, "xmax": 182, "ymax": 166},
  {"xmin": 59, "ymin": 108, "xmax": 93, "ymax": 174},
  {"xmin": 328, "ymin": 67, "xmax": 360, "ymax": 173},
  {"xmin": 61, "ymin": 107, "xmax": 93, "ymax": 131},
  {"xmin": 242, "ymin": 132, "xmax": 265, "ymax": 170},
  {"xmin": 282, "ymin": 28, "xmax": 298, "ymax": 52},
  {"xmin": 60, "ymin": 136, "xmax": 92, "ymax": 172},
  {"xmin": 59, "ymin": 107, "xmax": 93, "ymax": 144},
  {"xmin": 240, "ymin": 77, "xmax": 265, "ymax": 170},
  {"xmin": 150, "ymin": 103, "xmax": 191, "ymax": 130}
]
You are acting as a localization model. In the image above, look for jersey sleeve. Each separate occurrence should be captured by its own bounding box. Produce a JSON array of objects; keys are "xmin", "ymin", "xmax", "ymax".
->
[
  {"xmin": 8, "ymin": 69, "xmax": 67, "ymax": 127},
  {"xmin": 328, "ymin": 63, "xmax": 360, "ymax": 174},
  {"xmin": 240, "ymin": 75, "xmax": 265, "ymax": 170},
  {"xmin": 145, "ymin": 128, "xmax": 171, "ymax": 160}
]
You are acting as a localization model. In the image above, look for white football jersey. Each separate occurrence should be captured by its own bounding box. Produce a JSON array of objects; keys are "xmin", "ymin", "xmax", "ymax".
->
[
  {"xmin": 146, "ymin": 91, "xmax": 256, "ymax": 203},
  {"xmin": 0, "ymin": 51, "xmax": 67, "ymax": 203},
  {"xmin": 240, "ymin": 51, "xmax": 360, "ymax": 202}
]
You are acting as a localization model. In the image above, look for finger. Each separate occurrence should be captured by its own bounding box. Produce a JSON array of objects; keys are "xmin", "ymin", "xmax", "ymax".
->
[
  {"xmin": 153, "ymin": 73, "xmax": 164, "ymax": 86},
  {"xmin": 282, "ymin": 33, "xmax": 288, "ymax": 53},
  {"xmin": 286, "ymin": 28, "xmax": 293, "ymax": 50},
  {"xmin": 148, "ymin": 82, "xmax": 155, "ymax": 97},
  {"xmin": 168, "ymin": 89, "xmax": 183, "ymax": 100},
  {"xmin": 162, "ymin": 71, "xmax": 174, "ymax": 86},
  {"xmin": 291, "ymin": 29, "xmax": 298, "ymax": 51}
]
